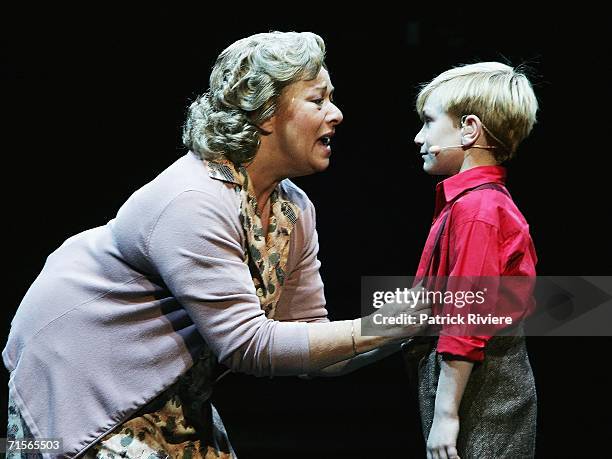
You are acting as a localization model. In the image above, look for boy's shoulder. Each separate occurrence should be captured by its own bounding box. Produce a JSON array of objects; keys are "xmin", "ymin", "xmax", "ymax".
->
[{"xmin": 450, "ymin": 186, "xmax": 531, "ymax": 237}]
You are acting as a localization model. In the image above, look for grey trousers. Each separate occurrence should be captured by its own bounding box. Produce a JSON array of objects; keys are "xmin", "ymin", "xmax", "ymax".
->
[{"xmin": 418, "ymin": 336, "xmax": 537, "ymax": 459}]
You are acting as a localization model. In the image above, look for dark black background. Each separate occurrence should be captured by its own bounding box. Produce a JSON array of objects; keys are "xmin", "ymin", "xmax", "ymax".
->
[{"xmin": 2, "ymin": 7, "xmax": 611, "ymax": 458}]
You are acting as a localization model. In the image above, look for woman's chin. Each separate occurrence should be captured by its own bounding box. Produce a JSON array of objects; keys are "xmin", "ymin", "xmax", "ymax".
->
[{"xmin": 312, "ymin": 157, "xmax": 331, "ymax": 173}]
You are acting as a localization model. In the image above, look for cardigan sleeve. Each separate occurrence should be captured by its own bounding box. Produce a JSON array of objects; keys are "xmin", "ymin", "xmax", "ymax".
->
[{"xmin": 147, "ymin": 190, "xmax": 313, "ymax": 376}]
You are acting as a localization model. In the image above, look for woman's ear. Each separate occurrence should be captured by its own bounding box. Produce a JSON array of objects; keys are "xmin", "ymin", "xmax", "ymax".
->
[
  {"xmin": 258, "ymin": 114, "xmax": 275, "ymax": 135},
  {"xmin": 460, "ymin": 114, "xmax": 483, "ymax": 147}
]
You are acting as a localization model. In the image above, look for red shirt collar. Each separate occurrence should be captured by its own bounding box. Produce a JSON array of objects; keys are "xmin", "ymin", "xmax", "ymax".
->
[{"xmin": 434, "ymin": 165, "xmax": 507, "ymax": 216}]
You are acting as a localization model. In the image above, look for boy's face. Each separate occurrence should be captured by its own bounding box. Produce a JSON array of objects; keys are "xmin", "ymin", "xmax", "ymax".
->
[{"xmin": 414, "ymin": 90, "xmax": 465, "ymax": 176}]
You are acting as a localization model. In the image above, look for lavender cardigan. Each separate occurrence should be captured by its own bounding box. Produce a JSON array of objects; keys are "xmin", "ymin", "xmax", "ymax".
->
[{"xmin": 3, "ymin": 151, "xmax": 328, "ymax": 458}]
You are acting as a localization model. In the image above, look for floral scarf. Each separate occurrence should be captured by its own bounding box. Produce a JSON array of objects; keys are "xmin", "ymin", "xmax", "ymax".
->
[{"xmin": 206, "ymin": 159, "xmax": 300, "ymax": 319}]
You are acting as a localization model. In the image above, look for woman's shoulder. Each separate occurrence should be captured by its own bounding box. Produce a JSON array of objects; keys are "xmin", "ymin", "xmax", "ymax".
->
[
  {"xmin": 279, "ymin": 179, "xmax": 313, "ymax": 213},
  {"xmin": 121, "ymin": 152, "xmax": 236, "ymax": 216},
  {"xmin": 111, "ymin": 153, "xmax": 242, "ymax": 259},
  {"xmin": 151, "ymin": 151, "xmax": 228, "ymax": 196}
]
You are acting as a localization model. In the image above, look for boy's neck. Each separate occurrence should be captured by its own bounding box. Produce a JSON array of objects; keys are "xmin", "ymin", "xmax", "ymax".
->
[{"xmin": 458, "ymin": 148, "xmax": 499, "ymax": 174}]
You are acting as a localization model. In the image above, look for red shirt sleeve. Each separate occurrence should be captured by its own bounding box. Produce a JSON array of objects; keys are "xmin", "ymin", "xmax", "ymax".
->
[{"xmin": 436, "ymin": 218, "xmax": 500, "ymax": 362}]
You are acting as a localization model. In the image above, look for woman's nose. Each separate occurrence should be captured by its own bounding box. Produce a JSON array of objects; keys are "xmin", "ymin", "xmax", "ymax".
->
[{"xmin": 327, "ymin": 102, "xmax": 343, "ymax": 126}]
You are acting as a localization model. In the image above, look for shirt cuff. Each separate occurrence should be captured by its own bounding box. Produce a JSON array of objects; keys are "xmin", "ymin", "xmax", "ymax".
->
[{"xmin": 437, "ymin": 335, "xmax": 487, "ymax": 362}]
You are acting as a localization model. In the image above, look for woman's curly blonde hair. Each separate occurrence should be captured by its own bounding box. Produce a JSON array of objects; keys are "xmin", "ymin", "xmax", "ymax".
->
[{"xmin": 183, "ymin": 31, "xmax": 326, "ymax": 165}]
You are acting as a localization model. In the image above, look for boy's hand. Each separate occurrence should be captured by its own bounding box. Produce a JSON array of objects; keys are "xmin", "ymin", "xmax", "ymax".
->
[{"xmin": 427, "ymin": 412, "xmax": 460, "ymax": 459}]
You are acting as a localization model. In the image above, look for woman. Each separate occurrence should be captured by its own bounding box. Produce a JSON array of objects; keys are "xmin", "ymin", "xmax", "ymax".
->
[{"xmin": 3, "ymin": 31, "xmax": 429, "ymax": 458}]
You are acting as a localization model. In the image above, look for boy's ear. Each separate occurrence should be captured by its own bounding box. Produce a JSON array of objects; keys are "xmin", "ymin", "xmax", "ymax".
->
[{"xmin": 460, "ymin": 114, "xmax": 482, "ymax": 146}]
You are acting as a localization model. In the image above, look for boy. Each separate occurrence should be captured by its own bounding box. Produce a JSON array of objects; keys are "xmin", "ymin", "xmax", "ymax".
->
[{"xmin": 413, "ymin": 62, "xmax": 538, "ymax": 458}]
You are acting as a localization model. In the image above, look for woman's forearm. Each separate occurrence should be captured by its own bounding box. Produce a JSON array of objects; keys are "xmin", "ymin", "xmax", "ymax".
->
[
  {"xmin": 307, "ymin": 287, "xmax": 431, "ymax": 371},
  {"xmin": 306, "ymin": 319, "xmax": 393, "ymax": 371},
  {"xmin": 306, "ymin": 340, "xmax": 402, "ymax": 377},
  {"xmin": 223, "ymin": 286, "xmax": 430, "ymax": 377}
]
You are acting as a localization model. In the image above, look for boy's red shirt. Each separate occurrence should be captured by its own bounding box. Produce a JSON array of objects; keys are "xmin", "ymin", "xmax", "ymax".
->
[{"xmin": 416, "ymin": 165, "xmax": 537, "ymax": 361}]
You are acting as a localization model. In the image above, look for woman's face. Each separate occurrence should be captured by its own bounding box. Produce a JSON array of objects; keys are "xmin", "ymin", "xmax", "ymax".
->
[{"xmin": 267, "ymin": 68, "xmax": 343, "ymax": 177}]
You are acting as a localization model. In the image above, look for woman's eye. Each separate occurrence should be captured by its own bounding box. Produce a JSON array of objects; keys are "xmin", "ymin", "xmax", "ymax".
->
[{"xmin": 312, "ymin": 98, "xmax": 324, "ymax": 106}]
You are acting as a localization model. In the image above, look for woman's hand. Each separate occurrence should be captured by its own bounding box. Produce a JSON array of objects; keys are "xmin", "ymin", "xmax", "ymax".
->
[
  {"xmin": 426, "ymin": 412, "xmax": 460, "ymax": 459},
  {"xmin": 361, "ymin": 283, "xmax": 431, "ymax": 346},
  {"xmin": 306, "ymin": 284, "xmax": 431, "ymax": 371}
]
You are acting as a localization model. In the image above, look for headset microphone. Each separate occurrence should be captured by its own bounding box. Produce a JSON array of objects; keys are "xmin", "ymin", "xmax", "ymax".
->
[
  {"xmin": 428, "ymin": 145, "xmax": 463, "ymax": 154},
  {"xmin": 427, "ymin": 144, "xmax": 498, "ymax": 154}
]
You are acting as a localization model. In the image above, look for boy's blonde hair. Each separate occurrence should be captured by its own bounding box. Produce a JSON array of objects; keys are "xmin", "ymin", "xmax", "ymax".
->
[{"xmin": 416, "ymin": 62, "xmax": 538, "ymax": 162}]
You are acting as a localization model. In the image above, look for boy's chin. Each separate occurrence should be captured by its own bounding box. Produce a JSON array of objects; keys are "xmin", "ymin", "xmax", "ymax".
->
[
  {"xmin": 423, "ymin": 161, "xmax": 457, "ymax": 176},
  {"xmin": 423, "ymin": 163, "xmax": 442, "ymax": 175}
]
